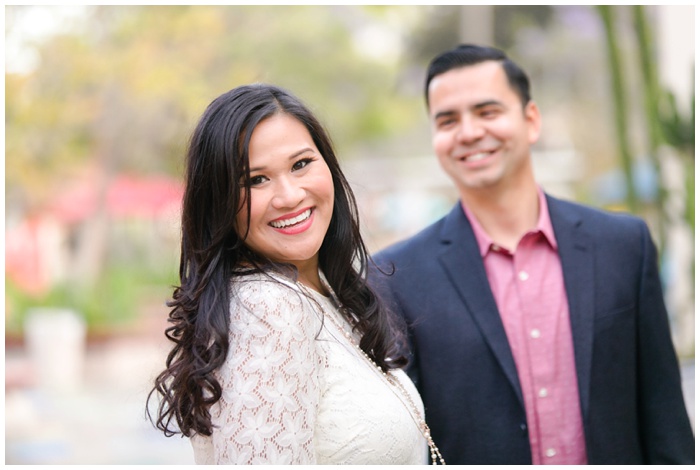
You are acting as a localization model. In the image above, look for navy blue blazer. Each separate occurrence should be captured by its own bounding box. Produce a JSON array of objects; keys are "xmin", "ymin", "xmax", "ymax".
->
[{"xmin": 372, "ymin": 195, "xmax": 694, "ymax": 464}]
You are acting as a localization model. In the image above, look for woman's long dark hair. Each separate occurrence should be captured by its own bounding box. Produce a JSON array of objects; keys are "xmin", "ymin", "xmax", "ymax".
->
[{"xmin": 147, "ymin": 84, "xmax": 407, "ymax": 438}]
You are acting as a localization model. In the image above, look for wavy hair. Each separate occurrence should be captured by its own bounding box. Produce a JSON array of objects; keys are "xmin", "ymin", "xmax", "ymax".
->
[{"xmin": 147, "ymin": 84, "xmax": 406, "ymax": 438}]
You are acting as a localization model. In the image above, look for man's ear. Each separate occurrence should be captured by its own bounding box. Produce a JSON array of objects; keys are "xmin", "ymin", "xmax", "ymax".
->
[{"xmin": 524, "ymin": 101, "xmax": 542, "ymax": 145}]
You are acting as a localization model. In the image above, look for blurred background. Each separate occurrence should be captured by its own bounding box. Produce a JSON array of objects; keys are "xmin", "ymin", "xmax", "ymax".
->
[{"xmin": 5, "ymin": 5, "xmax": 694, "ymax": 464}]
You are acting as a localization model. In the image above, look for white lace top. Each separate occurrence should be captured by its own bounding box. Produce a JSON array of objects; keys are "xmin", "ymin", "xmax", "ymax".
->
[{"xmin": 189, "ymin": 271, "xmax": 428, "ymax": 464}]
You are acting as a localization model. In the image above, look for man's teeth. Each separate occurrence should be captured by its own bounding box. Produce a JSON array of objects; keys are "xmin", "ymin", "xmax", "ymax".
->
[
  {"xmin": 270, "ymin": 209, "xmax": 312, "ymax": 229},
  {"xmin": 466, "ymin": 152, "xmax": 489, "ymax": 162}
]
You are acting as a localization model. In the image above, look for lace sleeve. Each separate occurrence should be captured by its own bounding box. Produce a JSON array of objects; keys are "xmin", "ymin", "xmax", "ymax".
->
[{"xmin": 210, "ymin": 278, "xmax": 323, "ymax": 464}]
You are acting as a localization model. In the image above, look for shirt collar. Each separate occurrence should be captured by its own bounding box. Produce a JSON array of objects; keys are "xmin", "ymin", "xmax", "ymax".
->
[{"xmin": 461, "ymin": 187, "xmax": 558, "ymax": 258}]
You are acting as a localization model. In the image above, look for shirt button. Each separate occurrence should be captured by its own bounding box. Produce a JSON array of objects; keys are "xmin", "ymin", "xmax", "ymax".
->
[
  {"xmin": 538, "ymin": 388, "xmax": 548, "ymax": 398},
  {"xmin": 518, "ymin": 271, "xmax": 529, "ymax": 281},
  {"xmin": 530, "ymin": 329, "xmax": 541, "ymax": 339},
  {"xmin": 545, "ymin": 448, "xmax": 557, "ymax": 458}
]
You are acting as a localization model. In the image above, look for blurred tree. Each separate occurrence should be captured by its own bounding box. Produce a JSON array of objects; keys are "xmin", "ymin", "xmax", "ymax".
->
[
  {"xmin": 5, "ymin": 5, "xmax": 427, "ymax": 332},
  {"xmin": 597, "ymin": 5, "xmax": 640, "ymax": 214},
  {"xmin": 403, "ymin": 5, "xmax": 461, "ymax": 69},
  {"xmin": 659, "ymin": 88, "xmax": 695, "ymax": 232},
  {"xmin": 593, "ymin": 6, "xmax": 694, "ymax": 356},
  {"xmin": 6, "ymin": 5, "xmax": 424, "ymax": 211},
  {"xmin": 633, "ymin": 5, "xmax": 667, "ymax": 255},
  {"xmin": 493, "ymin": 5, "xmax": 554, "ymax": 50},
  {"xmin": 596, "ymin": 5, "xmax": 694, "ymax": 252}
]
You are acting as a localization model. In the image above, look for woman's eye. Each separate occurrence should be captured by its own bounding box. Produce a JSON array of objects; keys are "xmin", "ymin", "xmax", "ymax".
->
[
  {"xmin": 292, "ymin": 157, "xmax": 314, "ymax": 171},
  {"xmin": 249, "ymin": 175, "xmax": 268, "ymax": 186}
]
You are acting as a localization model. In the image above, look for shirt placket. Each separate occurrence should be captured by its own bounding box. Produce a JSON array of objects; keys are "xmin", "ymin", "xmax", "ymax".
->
[{"xmin": 514, "ymin": 233, "xmax": 561, "ymax": 464}]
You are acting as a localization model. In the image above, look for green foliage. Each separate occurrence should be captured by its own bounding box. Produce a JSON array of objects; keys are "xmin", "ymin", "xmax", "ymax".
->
[
  {"xmin": 5, "ymin": 261, "xmax": 177, "ymax": 337},
  {"xmin": 686, "ymin": 169, "xmax": 695, "ymax": 230},
  {"xmin": 596, "ymin": 5, "xmax": 639, "ymax": 214},
  {"xmin": 6, "ymin": 5, "xmax": 431, "ymax": 338},
  {"xmin": 659, "ymin": 90, "xmax": 695, "ymax": 155},
  {"xmin": 6, "ymin": 5, "xmax": 423, "ymax": 212},
  {"xmin": 403, "ymin": 6, "xmax": 461, "ymax": 69},
  {"xmin": 494, "ymin": 5, "xmax": 554, "ymax": 49}
]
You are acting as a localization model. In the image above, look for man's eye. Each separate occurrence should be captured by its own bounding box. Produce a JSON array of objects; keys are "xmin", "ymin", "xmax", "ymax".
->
[{"xmin": 436, "ymin": 118, "xmax": 455, "ymax": 128}]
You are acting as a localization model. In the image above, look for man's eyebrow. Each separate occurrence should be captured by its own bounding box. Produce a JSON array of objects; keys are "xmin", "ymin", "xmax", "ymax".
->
[
  {"xmin": 433, "ymin": 100, "xmax": 505, "ymax": 121},
  {"xmin": 473, "ymin": 99, "xmax": 503, "ymax": 109},
  {"xmin": 432, "ymin": 110, "xmax": 457, "ymax": 122}
]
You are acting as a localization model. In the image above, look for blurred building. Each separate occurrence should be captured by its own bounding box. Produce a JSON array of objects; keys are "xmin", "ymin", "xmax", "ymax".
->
[{"xmin": 5, "ymin": 173, "xmax": 183, "ymax": 297}]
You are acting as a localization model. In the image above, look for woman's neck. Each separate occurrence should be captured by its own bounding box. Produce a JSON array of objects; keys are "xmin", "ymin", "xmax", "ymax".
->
[{"xmin": 294, "ymin": 262, "xmax": 327, "ymax": 296}]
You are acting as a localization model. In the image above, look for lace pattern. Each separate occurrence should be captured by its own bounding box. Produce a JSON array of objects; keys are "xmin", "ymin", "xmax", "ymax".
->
[{"xmin": 190, "ymin": 272, "xmax": 427, "ymax": 464}]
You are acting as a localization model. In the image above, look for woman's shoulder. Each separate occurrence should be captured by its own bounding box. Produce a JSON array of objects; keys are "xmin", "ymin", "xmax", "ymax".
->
[
  {"xmin": 228, "ymin": 270, "xmax": 319, "ymax": 326},
  {"xmin": 230, "ymin": 270, "xmax": 303, "ymax": 306},
  {"xmin": 232, "ymin": 270, "xmax": 300, "ymax": 297}
]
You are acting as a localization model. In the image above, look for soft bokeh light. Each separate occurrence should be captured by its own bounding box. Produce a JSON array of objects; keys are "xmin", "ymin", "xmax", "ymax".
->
[
  {"xmin": 5, "ymin": 5, "xmax": 694, "ymax": 464},
  {"xmin": 6, "ymin": 6, "xmax": 89, "ymax": 74}
]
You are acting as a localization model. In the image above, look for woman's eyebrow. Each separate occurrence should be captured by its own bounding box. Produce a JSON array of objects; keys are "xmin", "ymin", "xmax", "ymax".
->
[{"xmin": 249, "ymin": 147, "xmax": 315, "ymax": 172}]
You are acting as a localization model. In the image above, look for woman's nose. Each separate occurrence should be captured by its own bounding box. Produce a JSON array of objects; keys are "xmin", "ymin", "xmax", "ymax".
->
[{"xmin": 271, "ymin": 177, "xmax": 305, "ymax": 209}]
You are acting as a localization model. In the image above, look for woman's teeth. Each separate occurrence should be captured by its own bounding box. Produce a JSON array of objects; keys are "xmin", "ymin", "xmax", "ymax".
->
[{"xmin": 270, "ymin": 209, "xmax": 312, "ymax": 229}]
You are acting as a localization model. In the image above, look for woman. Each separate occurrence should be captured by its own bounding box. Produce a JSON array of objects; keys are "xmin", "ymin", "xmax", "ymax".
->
[{"xmin": 147, "ymin": 84, "xmax": 444, "ymax": 464}]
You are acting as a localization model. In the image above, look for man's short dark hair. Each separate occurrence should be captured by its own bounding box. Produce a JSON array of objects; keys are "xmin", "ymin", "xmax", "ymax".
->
[{"xmin": 424, "ymin": 44, "xmax": 532, "ymax": 108}]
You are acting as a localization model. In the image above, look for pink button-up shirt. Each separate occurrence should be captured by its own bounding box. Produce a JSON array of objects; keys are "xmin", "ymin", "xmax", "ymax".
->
[{"xmin": 463, "ymin": 189, "xmax": 587, "ymax": 465}]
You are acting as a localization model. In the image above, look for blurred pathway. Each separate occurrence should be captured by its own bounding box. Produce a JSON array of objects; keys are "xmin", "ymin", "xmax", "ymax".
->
[
  {"xmin": 6, "ymin": 318, "xmax": 196, "ymax": 464},
  {"xmin": 5, "ymin": 330, "xmax": 695, "ymax": 464}
]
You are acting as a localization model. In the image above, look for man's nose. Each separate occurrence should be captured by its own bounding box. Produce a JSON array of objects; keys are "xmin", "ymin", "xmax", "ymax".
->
[
  {"xmin": 271, "ymin": 177, "xmax": 305, "ymax": 209},
  {"xmin": 456, "ymin": 116, "xmax": 485, "ymax": 143}
]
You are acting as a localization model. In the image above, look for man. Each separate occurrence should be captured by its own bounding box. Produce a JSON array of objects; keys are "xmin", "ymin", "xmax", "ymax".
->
[{"xmin": 372, "ymin": 44, "xmax": 694, "ymax": 464}]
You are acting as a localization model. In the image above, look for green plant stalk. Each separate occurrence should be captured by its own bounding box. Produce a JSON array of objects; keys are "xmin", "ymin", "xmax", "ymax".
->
[
  {"xmin": 658, "ymin": 79, "xmax": 695, "ymax": 238},
  {"xmin": 597, "ymin": 5, "xmax": 639, "ymax": 214},
  {"xmin": 632, "ymin": 4, "xmax": 667, "ymax": 256}
]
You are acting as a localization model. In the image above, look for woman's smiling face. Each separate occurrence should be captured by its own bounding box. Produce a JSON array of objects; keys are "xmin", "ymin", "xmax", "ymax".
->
[{"xmin": 236, "ymin": 112, "xmax": 334, "ymax": 281}]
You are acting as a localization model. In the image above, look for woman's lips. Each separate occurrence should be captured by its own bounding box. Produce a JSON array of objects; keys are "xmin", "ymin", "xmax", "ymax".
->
[{"xmin": 269, "ymin": 208, "xmax": 312, "ymax": 229}]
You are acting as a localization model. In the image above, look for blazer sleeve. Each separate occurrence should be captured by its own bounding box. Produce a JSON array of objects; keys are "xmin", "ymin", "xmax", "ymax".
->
[{"xmin": 635, "ymin": 222, "xmax": 694, "ymax": 463}]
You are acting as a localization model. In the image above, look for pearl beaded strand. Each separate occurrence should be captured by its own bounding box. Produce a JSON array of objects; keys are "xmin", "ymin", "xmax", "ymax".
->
[{"xmin": 305, "ymin": 279, "xmax": 446, "ymax": 465}]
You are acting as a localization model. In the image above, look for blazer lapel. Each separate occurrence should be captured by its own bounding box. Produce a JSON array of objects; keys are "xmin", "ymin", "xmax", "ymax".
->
[
  {"xmin": 437, "ymin": 203, "xmax": 525, "ymax": 408},
  {"xmin": 547, "ymin": 195, "xmax": 594, "ymax": 420}
]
